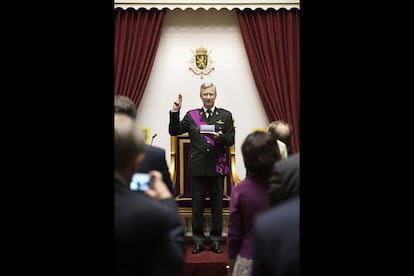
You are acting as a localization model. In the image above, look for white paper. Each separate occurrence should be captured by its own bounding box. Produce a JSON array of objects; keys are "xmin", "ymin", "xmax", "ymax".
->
[{"xmin": 200, "ymin": 124, "xmax": 215, "ymax": 134}]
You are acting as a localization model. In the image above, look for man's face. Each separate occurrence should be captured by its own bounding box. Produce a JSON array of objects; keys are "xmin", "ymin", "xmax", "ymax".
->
[{"xmin": 200, "ymin": 86, "xmax": 216, "ymax": 109}]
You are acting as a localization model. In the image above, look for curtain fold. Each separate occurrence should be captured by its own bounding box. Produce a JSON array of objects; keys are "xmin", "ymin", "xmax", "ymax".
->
[
  {"xmin": 114, "ymin": 8, "xmax": 166, "ymax": 107},
  {"xmin": 237, "ymin": 8, "xmax": 300, "ymax": 153}
]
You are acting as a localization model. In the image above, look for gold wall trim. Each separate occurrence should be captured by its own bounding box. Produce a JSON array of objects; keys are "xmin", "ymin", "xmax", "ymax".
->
[{"xmin": 114, "ymin": 0, "xmax": 300, "ymax": 10}]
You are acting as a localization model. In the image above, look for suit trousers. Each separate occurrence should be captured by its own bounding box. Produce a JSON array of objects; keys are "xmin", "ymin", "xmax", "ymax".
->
[{"xmin": 191, "ymin": 175, "xmax": 224, "ymax": 245}]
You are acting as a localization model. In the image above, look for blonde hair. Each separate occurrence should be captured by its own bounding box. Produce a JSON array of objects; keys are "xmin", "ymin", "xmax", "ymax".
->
[{"xmin": 200, "ymin": 82, "xmax": 217, "ymax": 95}]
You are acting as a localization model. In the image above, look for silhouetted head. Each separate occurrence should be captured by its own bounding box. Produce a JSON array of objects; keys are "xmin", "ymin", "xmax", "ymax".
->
[{"xmin": 114, "ymin": 95, "xmax": 137, "ymax": 119}]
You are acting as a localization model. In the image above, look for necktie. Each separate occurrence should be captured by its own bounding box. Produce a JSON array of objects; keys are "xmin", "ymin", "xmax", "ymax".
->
[{"xmin": 207, "ymin": 109, "xmax": 212, "ymax": 118}]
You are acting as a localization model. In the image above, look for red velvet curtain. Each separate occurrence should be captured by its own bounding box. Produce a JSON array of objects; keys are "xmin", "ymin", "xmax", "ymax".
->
[
  {"xmin": 237, "ymin": 8, "xmax": 300, "ymax": 153},
  {"xmin": 114, "ymin": 8, "xmax": 166, "ymax": 107}
]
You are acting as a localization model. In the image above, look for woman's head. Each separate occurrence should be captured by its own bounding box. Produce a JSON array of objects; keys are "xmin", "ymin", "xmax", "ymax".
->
[{"xmin": 242, "ymin": 131, "xmax": 281, "ymax": 180}]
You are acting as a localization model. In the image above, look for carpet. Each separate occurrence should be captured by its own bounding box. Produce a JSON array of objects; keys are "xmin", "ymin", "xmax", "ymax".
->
[{"xmin": 180, "ymin": 237, "xmax": 229, "ymax": 276}]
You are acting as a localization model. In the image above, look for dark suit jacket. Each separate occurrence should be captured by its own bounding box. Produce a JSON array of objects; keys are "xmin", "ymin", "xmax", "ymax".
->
[
  {"xmin": 169, "ymin": 107, "xmax": 235, "ymax": 176},
  {"xmin": 114, "ymin": 176, "xmax": 185, "ymax": 276},
  {"xmin": 137, "ymin": 144, "xmax": 173, "ymax": 193},
  {"xmin": 268, "ymin": 153, "xmax": 300, "ymax": 206},
  {"xmin": 252, "ymin": 196, "xmax": 300, "ymax": 276}
]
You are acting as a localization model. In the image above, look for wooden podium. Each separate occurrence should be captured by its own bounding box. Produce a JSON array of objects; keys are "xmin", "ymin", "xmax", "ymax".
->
[{"xmin": 170, "ymin": 133, "xmax": 240, "ymax": 236}]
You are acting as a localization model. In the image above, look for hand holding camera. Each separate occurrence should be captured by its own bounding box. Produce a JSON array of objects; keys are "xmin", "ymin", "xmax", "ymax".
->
[{"xmin": 143, "ymin": 170, "xmax": 172, "ymax": 200}]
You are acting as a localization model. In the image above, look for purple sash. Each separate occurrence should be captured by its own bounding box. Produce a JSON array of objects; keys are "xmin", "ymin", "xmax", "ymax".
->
[{"xmin": 190, "ymin": 110, "xmax": 229, "ymax": 175}]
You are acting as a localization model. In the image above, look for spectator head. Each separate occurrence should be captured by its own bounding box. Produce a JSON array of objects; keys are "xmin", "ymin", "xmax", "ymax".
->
[
  {"xmin": 114, "ymin": 95, "xmax": 137, "ymax": 119},
  {"xmin": 242, "ymin": 131, "xmax": 281, "ymax": 181},
  {"xmin": 267, "ymin": 120, "xmax": 292, "ymax": 149},
  {"xmin": 114, "ymin": 113, "xmax": 146, "ymax": 174}
]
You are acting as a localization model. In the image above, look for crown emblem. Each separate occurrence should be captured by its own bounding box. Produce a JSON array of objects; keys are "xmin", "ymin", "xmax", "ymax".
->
[
  {"xmin": 189, "ymin": 46, "xmax": 215, "ymax": 79},
  {"xmin": 195, "ymin": 47, "xmax": 208, "ymax": 55}
]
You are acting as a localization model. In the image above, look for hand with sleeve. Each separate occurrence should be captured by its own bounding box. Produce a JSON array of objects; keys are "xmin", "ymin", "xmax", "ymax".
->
[
  {"xmin": 172, "ymin": 93, "xmax": 182, "ymax": 112},
  {"xmin": 144, "ymin": 170, "xmax": 172, "ymax": 200}
]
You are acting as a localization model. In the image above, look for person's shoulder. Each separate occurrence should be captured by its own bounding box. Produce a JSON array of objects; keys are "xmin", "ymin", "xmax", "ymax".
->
[
  {"xmin": 186, "ymin": 108, "xmax": 202, "ymax": 115},
  {"xmin": 146, "ymin": 144, "xmax": 166, "ymax": 154},
  {"xmin": 117, "ymin": 188, "xmax": 161, "ymax": 210},
  {"xmin": 278, "ymin": 152, "xmax": 300, "ymax": 168},
  {"xmin": 232, "ymin": 179, "xmax": 246, "ymax": 192},
  {"xmin": 216, "ymin": 107, "xmax": 232, "ymax": 115},
  {"xmin": 133, "ymin": 192, "xmax": 173, "ymax": 215},
  {"xmin": 235, "ymin": 177, "xmax": 252, "ymax": 188},
  {"xmin": 258, "ymin": 196, "xmax": 299, "ymax": 225}
]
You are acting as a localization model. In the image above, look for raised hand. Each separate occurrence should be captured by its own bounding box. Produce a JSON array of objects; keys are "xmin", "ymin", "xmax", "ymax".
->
[{"xmin": 172, "ymin": 93, "xmax": 182, "ymax": 111}]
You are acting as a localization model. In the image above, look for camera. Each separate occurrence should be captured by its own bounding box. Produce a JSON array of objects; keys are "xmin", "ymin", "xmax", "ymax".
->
[{"xmin": 130, "ymin": 173, "xmax": 152, "ymax": 191}]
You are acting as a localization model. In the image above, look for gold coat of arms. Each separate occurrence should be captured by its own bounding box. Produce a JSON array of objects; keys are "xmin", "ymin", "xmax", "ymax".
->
[{"xmin": 189, "ymin": 46, "xmax": 215, "ymax": 79}]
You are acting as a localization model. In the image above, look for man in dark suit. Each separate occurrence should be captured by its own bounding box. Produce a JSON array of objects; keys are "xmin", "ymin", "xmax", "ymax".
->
[
  {"xmin": 268, "ymin": 153, "xmax": 300, "ymax": 206},
  {"xmin": 115, "ymin": 95, "xmax": 173, "ymax": 193},
  {"xmin": 169, "ymin": 82, "xmax": 235, "ymax": 254},
  {"xmin": 114, "ymin": 113, "xmax": 185, "ymax": 276},
  {"xmin": 252, "ymin": 196, "xmax": 299, "ymax": 276},
  {"xmin": 252, "ymin": 153, "xmax": 300, "ymax": 276},
  {"xmin": 137, "ymin": 144, "xmax": 173, "ymax": 193}
]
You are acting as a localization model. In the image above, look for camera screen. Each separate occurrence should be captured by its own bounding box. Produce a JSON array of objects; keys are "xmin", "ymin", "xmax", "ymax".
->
[{"xmin": 130, "ymin": 173, "xmax": 151, "ymax": 191}]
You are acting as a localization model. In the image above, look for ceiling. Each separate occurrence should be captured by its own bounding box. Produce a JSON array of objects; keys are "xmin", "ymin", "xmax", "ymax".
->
[{"xmin": 114, "ymin": 0, "xmax": 300, "ymax": 10}]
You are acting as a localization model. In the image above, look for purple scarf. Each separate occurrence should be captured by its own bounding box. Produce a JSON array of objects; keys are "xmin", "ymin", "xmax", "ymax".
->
[{"xmin": 190, "ymin": 110, "xmax": 229, "ymax": 175}]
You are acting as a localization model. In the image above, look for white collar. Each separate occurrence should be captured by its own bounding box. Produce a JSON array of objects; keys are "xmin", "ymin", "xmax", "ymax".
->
[{"xmin": 203, "ymin": 107, "xmax": 215, "ymax": 113}]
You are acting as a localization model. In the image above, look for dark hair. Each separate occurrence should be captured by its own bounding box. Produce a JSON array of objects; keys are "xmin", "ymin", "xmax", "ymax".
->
[
  {"xmin": 114, "ymin": 95, "xmax": 137, "ymax": 119},
  {"xmin": 242, "ymin": 131, "xmax": 281, "ymax": 181}
]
